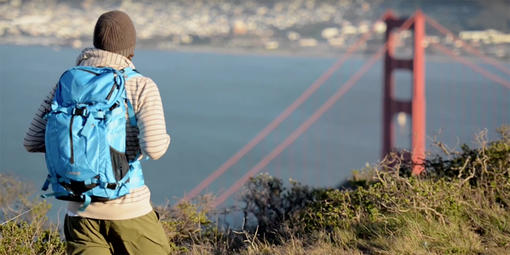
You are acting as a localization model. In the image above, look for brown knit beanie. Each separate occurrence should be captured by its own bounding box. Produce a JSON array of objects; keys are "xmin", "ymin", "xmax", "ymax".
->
[{"xmin": 93, "ymin": 10, "xmax": 136, "ymax": 59}]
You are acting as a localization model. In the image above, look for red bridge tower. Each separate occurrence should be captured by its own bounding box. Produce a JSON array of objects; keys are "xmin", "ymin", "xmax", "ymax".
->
[{"xmin": 382, "ymin": 11, "xmax": 426, "ymax": 175}]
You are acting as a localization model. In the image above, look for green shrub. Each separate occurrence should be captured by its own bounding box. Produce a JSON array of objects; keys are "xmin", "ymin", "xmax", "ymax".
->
[
  {"xmin": 0, "ymin": 174, "xmax": 65, "ymax": 255},
  {"xmin": 241, "ymin": 174, "xmax": 317, "ymax": 240},
  {"xmin": 239, "ymin": 128, "xmax": 510, "ymax": 254}
]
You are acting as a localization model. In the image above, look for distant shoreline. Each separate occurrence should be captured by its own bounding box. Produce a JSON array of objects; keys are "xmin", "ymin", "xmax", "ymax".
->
[
  {"xmin": 3, "ymin": 0, "xmax": 510, "ymax": 64},
  {"xmin": 2, "ymin": 41, "xmax": 508, "ymax": 65}
]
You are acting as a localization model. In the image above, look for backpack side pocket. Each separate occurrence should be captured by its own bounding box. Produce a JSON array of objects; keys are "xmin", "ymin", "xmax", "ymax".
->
[{"xmin": 110, "ymin": 147, "xmax": 129, "ymax": 182}]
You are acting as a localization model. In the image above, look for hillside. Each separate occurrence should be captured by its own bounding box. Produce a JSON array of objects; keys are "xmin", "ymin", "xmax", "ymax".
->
[{"xmin": 1, "ymin": 127, "xmax": 509, "ymax": 254}]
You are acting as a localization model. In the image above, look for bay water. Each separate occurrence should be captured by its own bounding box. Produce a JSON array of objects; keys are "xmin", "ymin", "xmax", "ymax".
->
[{"xmin": 1, "ymin": 45, "xmax": 508, "ymax": 220}]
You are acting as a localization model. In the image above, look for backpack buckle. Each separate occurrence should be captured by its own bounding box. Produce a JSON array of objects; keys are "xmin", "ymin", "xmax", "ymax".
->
[{"xmin": 73, "ymin": 107, "xmax": 88, "ymax": 116}]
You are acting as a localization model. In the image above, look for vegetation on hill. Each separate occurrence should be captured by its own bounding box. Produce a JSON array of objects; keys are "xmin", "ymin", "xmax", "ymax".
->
[
  {"xmin": 1, "ymin": 127, "xmax": 509, "ymax": 254},
  {"xmin": 0, "ymin": 174, "xmax": 64, "ymax": 254}
]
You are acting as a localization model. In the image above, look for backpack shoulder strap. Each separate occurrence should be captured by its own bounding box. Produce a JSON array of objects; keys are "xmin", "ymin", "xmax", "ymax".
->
[
  {"xmin": 120, "ymin": 67, "xmax": 142, "ymax": 128},
  {"xmin": 126, "ymin": 98, "xmax": 137, "ymax": 127},
  {"xmin": 121, "ymin": 67, "xmax": 142, "ymax": 80}
]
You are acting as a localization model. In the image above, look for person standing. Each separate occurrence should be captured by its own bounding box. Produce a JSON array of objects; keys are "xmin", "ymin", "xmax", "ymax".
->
[{"xmin": 24, "ymin": 10, "xmax": 172, "ymax": 254}]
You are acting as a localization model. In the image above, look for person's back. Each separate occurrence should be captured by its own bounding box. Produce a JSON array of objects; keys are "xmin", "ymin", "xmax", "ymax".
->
[{"xmin": 24, "ymin": 10, "xmax": 172, "ymax": 254}]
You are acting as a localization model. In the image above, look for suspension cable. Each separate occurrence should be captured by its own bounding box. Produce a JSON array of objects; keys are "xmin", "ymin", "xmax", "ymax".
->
[
  {"xmin": 426, "ymin": 15, "xmax": 510, "ymax": 77},
  {"xmin": 210, "ymin": 15, "xmax": 416, "ymax": 208},
  {"xmin": 212, "ymin": 45, "xmax": 387, "ymax": 208},
  {"xmin": 177, "ymin": 14, "xmax": 392, "ymax": 204},
  {"xmin": 431, "ymin": 42, "xmax": 510, "ymax": 89}
]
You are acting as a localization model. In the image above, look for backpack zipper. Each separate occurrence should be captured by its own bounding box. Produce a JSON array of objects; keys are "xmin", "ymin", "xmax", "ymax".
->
[
  {"xmin": 105, "ymin": 84, "xmax": 116, "ymax": 100},
  {"xmin": 105, "ymin": 74, "xmax": 118, "ymax": 100},
  {"xmin": 69, "ymin": 115, "xmax": 75, "ymax": 164}
]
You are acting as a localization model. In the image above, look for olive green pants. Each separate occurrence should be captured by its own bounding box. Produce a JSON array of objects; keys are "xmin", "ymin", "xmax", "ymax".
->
[{"xmin": 64, "ymin": 211, "xmax": 171, "ymax": 255}]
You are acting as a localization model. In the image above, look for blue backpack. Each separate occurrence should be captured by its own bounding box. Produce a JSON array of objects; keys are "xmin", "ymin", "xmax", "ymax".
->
[{"xmin": 42, "ymin": 66, "xmax": 145, "ymax": 211}]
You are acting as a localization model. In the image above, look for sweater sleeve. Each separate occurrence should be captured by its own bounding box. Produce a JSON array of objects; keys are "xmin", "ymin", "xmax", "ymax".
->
[
  {"xmin": 24, "ymin": 84, "xmax": 57, "ymax": 153},
  {"xmin": 134, "ymin": 78, "xmax": 170, "ymax": 160}
]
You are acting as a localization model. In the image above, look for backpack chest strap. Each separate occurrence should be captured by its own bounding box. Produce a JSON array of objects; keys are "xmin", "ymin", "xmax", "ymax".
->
[{"xmin": 51, "ymin": 104, "xmax": 106, "ymax": 118}]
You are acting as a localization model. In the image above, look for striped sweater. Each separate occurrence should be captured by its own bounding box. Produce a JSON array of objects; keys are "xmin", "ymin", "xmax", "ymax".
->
[{"xmin": 24, "ymin": 48, "xmax": 170, "ymax": 220}]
